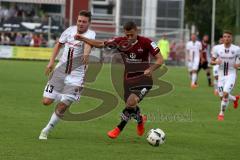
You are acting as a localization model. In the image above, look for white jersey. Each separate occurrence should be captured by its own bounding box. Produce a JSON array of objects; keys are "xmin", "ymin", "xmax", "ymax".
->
[
  {"xmin": 212, "ymin": 44, "xmax": 240, "ymax": 77},
  {"xmin": 57, "ymin": 26, "xmax": 96, "ymax": 75},
  {"xmin": 186, "ymin": 41, "xmax": 202, "ymax": 62},
  {"xmin": 43, "ymin": 26, "xmax": 96, "ymax": 101}
]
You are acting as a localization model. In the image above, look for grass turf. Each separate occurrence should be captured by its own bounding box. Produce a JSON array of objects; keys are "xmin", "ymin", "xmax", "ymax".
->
[{"xmin": 0, "ymin": 60, "xmax": 240, "ymax": 160}]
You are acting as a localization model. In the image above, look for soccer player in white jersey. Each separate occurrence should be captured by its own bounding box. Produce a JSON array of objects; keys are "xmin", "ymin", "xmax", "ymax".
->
[
  {"xmin": 39, "ymin": 10, "xmax": 96, "ymax": 140},
  {"xmin": 212, "ymin": 37, "xmax": 223, "ymax": 95},
  {"xmin": 211, "ymin": 30, "xmax": 240, "ymax": 121},
  {"xmin": 186, "ymin": 33, "xmax": 202, "ymax": 88}
]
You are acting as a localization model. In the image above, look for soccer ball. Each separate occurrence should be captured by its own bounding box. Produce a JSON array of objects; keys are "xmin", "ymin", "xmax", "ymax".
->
[{"xmin": 146, "ymin": 128, "xmax": 166, "ymax": 146}]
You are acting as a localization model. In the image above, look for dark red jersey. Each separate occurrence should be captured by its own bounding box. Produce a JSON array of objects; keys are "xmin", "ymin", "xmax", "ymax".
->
[
  {"xmin": 201, "ymin": 41, "xmax": 209, "ymax": 60},
  {"xmin": 105, "ymin": 35, "xmax": 160, "ymax": 79}
]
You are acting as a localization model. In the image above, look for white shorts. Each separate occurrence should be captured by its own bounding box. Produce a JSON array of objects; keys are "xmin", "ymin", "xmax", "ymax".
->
[
  {"xmin": 43, "ymin": 82, "xmax": 83, "ymax": 103},
  {"xmin": 43, "ymin": 66, "xmax": 85, "ymax": 103},
  {"xmin": 188, "ymin": 60, "xmax": 199, "ymax": 71},
  {"xmin": 213, "ymin": 65, "xmax": 219, "ymax": 77},
  {"xmin": 217, "ymin": 74, "xmax": 236, "ymax": 97}
]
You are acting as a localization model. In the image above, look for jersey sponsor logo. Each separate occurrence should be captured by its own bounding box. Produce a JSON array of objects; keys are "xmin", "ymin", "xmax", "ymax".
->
[
  {"xmin": 129, "ymin": 52, "xmax": 136, "ymax": 59},
  {"xmin": 220, "ymin": 56, "xmax": 235, "ymax": 60},
  {"xmin": 151, "ymin": 42, "xmax": 158, "ymax": 49},
  {"xmin": 66, "ymin": 42, "xmax": 83, "ymax": 47}
]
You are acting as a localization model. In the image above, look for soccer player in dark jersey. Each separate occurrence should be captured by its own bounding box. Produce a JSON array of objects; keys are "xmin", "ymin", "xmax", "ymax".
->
[
  {"xmin": 75, "ymin": 21, "xmax": 163, "ymax": 139},
  {"xmin": 198, "ymin": 35, "xmax": 212, "ymax": 86}
]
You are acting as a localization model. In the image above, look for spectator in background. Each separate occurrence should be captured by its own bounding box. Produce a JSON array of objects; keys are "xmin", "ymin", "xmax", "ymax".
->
[
  {"xmin": 23, "ymin": 33, "xmax": 32, "ymax": 46},
  {"xmin": 0, "ymin": 5, "xmax": 4, "ymax": 22},
  {"xmin": 41, "ymin": 14, "xmax": 49, "ymax": 25},
  {"xmin": 39, "ymin": 34, "xmax": 47, "ymax": 47},
  {"xmin": 31, "ymin": 34, "xmax": 41, "ymax": 47},
  {"xmin": 157, "ymin": 33, "xmax": 170, "ymax": 60},
  {"xmin": 15, "ymin": 32, "xmax": 23, "ymax": 46},
  {"xmin": 0, "ymin": 33, "xmax": 10, "ymax": 45},
  {"xmin": 1, "ymin": 6, "xmax": 9, "ymax": 21},
  {"xmin": 9, "ymin": 32, "xmax": 16, "ymax": 45},
  {"xmin": 8, "ymin": 5, "xmax": 17, "ymax": 19},
  {"xmin": 16, "ymin": 5, "xmax": 23, "ymax": 18}
]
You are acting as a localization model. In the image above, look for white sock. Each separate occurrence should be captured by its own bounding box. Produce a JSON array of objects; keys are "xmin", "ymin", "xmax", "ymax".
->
[
  {"xmin": 54, "ymin": 94, "xmax": 62, "ymax": 103},
  {"xmin": 220, "ymin": 98, "xmax": 229, "ymax": 115},
  {"xmin": 228, "ymin": 94, "xmax": 236, "ymax": 101},
  {"xmin": 42, "ymin": 112, "xmax": 60, "ymax": 133},
  {"xmin": 192, "ymin": 73, "xmax": 197, "ymax": 85}
]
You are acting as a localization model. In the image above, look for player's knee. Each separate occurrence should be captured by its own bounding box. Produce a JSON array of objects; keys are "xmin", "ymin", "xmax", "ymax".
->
[
  {"xmin": 126, "ymin": 96, "xmax": 138, "ymax": 107},
  {"xmin": 126, "ymin": 100, "xmax": 136, "ymax": 108},
  {"xmin": 223, "ymin": 92, "xmax": 229, "ymax": 98},
  {"xmin": 55, "ymin": 102, "xmax": 68, "ymax": 117},
  {"xmin": 55, "ymin": 110, "xmax": 63, "ymax": 117},
  {"xmin": 42, "ymin": 98, "xmax": 53, "ymax": 106}
]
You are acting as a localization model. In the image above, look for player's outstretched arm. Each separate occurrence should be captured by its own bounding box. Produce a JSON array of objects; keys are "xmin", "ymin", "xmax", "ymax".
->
[
  {"xmin": 74, "ymin": 34, "xmax": 105, "ymax": 48},
  {"xmin": 144, "ymin": 53, "xmax": 164, "ymax": 76},
  {"xmin": 82, "ymin": 43, "xmax": 92, "ymax": 65},
  {"xmin": 45, "ymin": 42, "xmax": 63, "ymax": 75}
]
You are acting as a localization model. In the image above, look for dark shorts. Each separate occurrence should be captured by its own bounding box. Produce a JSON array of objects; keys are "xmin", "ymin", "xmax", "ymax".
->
[
  {"xmin": 124, "ymin": 72, "xmax": 153, "ymax": 102},
  {"xmin": 198, "ymin": 61, "xmax": 209, "ymax": 71}
]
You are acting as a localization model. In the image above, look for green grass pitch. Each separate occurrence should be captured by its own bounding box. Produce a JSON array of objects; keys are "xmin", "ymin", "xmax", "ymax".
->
[{"xmin": 0, "ymin": 60, "xmax": 240, "ymax": 160}]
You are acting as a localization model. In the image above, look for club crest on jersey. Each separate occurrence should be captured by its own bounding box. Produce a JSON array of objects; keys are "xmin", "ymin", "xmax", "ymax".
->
[
  {"xmin": 138, "ymin": 47, "xmax": 143, "ymax": 52},
  {"xmin": 129, "ymin": 52, "xmax": 136, "ymax": 59},
  {"xmin": 225, "ymin": 49, "xmax": 229, "ymax": 53},
  {"xmin": 231, "ymin": 51, "xmax": 235, "ymax": 54}
]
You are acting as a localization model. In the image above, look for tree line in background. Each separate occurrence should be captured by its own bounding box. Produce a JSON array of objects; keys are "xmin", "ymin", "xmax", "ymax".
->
[{"xmin": 185, "ymin": 0, "xmax": 240, "ymax": 41}]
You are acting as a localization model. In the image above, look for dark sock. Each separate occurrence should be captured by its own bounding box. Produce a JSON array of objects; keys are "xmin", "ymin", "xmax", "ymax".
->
[
  {"xmin": 207, "ymin": 72, "xmax": 211, "ymax": 85},
  {"xmin": 117, "ymin": 108, "xmax": 133, "ymax": 131},
  {"xmin": 117, "ymin": 106, "xmax": 144, "ymax": 130},
  {"xmin": 132, "ymin": 106, "xmax": 143, "ymax": 124},
  {"xmin": 117, "ymin": 120, "xmax": 127, "ymax": 131}
]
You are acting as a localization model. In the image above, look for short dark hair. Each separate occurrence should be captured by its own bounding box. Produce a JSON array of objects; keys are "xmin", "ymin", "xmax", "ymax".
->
[
  {"xmin": 79, "ymin": 10, "xmax": 92, "ymax": 22},
  {"xmin": 223, "ymin": 30, "xmax": 232, "ymax": 35},
  {"xmin": 123, "ymin": 21, "xmax": 137, "ymax": 31}
]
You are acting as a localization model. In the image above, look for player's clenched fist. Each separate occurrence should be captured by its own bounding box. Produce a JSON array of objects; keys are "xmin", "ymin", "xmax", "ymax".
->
[{"xmin": 74, "ymin": 34, "xmax": 84, "ymax": 41}]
